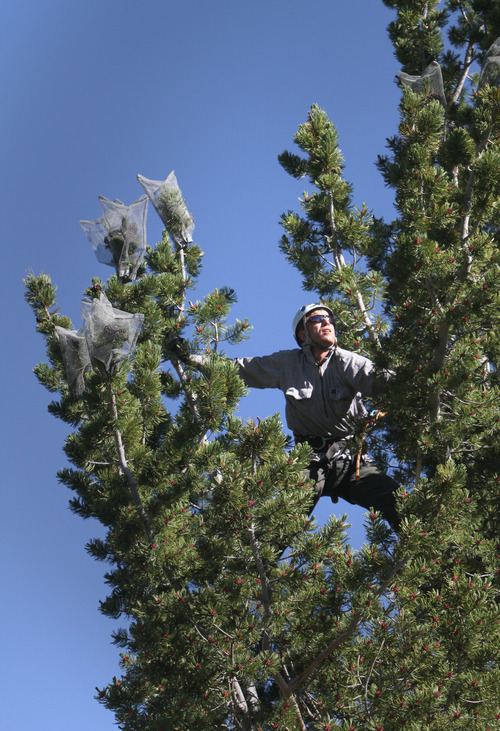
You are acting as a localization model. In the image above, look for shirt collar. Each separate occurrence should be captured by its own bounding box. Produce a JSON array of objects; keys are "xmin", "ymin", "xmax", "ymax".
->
[{"xmin": 302, "ymin": 342, "xmax": 336, "ymax": 366}]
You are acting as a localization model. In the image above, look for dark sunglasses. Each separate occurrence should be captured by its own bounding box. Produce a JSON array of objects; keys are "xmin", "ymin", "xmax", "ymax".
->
[{"xmin": 307, "ymin": 314, "xmax": 335, "ymax": 325}]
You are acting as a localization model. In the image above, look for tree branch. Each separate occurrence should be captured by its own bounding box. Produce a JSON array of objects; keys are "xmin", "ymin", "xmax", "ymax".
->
[
  {"xmin": 287, "ymin": 560, "xmax": 406, "ymax": 693},
  {"xmin": 107, "ymin": 382, "xmax": 154, "ymax": 542}
]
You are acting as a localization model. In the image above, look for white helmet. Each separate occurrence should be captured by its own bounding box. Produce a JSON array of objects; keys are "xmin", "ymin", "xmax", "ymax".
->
[{"xmin": 292, "ymin": 303, "xmax": 335, "ymax": 345}]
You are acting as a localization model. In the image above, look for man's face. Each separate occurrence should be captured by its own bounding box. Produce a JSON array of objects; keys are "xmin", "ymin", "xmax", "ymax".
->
[{"xmin": 298, "ymin": 309, "xmax": 336, "ymax": 348}]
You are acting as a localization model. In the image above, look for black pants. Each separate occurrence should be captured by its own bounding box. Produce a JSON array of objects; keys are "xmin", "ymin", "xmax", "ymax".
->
[{"xmin": 307, "ymin": 451, "xmax": 400, "ymax": 532}]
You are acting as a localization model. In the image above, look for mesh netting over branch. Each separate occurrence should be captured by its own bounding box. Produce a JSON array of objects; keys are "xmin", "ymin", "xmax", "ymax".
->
[
  {"xmin": 80, "ymin": 196, "xmax": 148, "ymax": 281},
  {"xmin": 479, "ymin": 37, "xmax": 500, "ymax": 89},
  {"xmin": 137, "ymin": 171, "xmax": 194, "ymax": 246},
  {"xmin": 398, "ymin": 60, "xmax": 446, "ymax": 107},
  {"xmin": 54, "ymin": 326, "xmax": 92, "ymax": 397},
  {"xmin": 56, "ymin": 293, "xmax": 144, "ymax": 394},
  {"xmin": 81, "ymin": 293, "xmax": 144, "ymax": 376}
]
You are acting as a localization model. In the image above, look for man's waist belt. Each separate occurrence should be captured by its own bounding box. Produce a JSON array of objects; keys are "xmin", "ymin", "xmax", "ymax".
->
[{"xmin": 296, "ymin": 435, "xmax": 348, "ymax": 451}]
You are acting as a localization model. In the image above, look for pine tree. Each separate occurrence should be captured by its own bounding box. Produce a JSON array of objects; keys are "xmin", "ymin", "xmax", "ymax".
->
[
  {"xmin": 25, "ymin": 2, "xmax": 499, "ymax": 729},
  {"xmin": 276, "ymin": 1, "xmax": 500, "ymax": 727}
]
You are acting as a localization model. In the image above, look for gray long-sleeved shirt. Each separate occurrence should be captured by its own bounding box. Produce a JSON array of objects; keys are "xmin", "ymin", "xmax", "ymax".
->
[{"xmin": 236, "ymin": 345, "xmax": 388, "ymax": 439}]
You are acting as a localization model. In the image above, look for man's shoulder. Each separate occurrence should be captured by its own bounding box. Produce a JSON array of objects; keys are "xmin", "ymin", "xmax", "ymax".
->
[
  {"xmin": 279, "ymin": 347, "xmax": 304, "ymax": 357},
  {"xmin": 266, "ymin": 347, "xmax": 305, "ymax": 365},
  {"xmin": 261, "ymin": 347, "xmax": 304, "ymax": 359}
]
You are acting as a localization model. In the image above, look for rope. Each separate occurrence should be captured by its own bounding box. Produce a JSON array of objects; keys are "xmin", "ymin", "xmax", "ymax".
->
[{"xmin": 355, "ymin": 410, "xmax": 386, "ymax": 480}]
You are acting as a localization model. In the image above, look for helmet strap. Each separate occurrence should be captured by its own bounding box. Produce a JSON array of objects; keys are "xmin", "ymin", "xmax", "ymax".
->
[{"xmin": 301, "ymin": 315, "xmax": 314, "ymax": 347}]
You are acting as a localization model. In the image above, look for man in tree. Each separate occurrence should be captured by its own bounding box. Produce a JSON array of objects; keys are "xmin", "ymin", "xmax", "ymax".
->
[{"xmin": 235, "ymin": 303, "xmax": 400, "ymax": 530}]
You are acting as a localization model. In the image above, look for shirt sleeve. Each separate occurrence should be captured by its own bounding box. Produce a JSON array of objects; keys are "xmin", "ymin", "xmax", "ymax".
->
[
  {"xmin": 235, "ymin": 352, "xmax": 289, "ymax": 390},
  {"xmin": 338, "ymin": 349, "xmax": 391, "ymax": 397}
]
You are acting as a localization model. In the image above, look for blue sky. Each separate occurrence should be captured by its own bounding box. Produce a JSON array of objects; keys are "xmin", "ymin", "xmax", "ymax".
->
[{"xmin": 1, "ymin": 1, "xmax": 401, "ymax": 728}]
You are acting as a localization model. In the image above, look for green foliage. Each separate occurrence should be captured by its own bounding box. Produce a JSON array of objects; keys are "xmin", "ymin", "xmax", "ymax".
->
[
  {"xmin": 25, "ymin": 1, "xmax": 500, "ymax": 728},
  {"xmin": 273, "ymin": 1, "xmax": 500, "ymax": 727},
  {"xmin": 278, "ymin": 104, "xmax": 387, "ymax": 353}
]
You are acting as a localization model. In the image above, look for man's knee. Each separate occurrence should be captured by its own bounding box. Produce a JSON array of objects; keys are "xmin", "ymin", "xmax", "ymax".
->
[{"xmin": 346, "ymin": 466, "xmax": 400, "ymax": 530}]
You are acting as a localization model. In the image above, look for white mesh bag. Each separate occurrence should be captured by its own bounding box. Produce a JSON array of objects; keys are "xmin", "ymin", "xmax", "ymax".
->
[
  {"xmin": 479, "ymin": 37, "xmax": 500, "ymax": 89},
  {"xmin": 55, "ymin": 326, "xmax": 92, "ymax": 397},
  {"xmin": 399, "ymin": 60, "xmax": 446, "ymax": 107},
  {"xmin": 137, "ymin": 171, "xmax": 194, "ymax": 246},
  {"xmin": 81, "ymin": 293, "xmax": 144, "ymax": 376},
  {"xmin": 80, "ymin": 196, "xmax": 148, "ymax": 281}
]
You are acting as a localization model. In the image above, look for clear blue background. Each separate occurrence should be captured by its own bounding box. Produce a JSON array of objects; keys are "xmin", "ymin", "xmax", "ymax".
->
[{"xmin": 1, "ymin": 1, "xmax": 400, "ymax": 727}]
